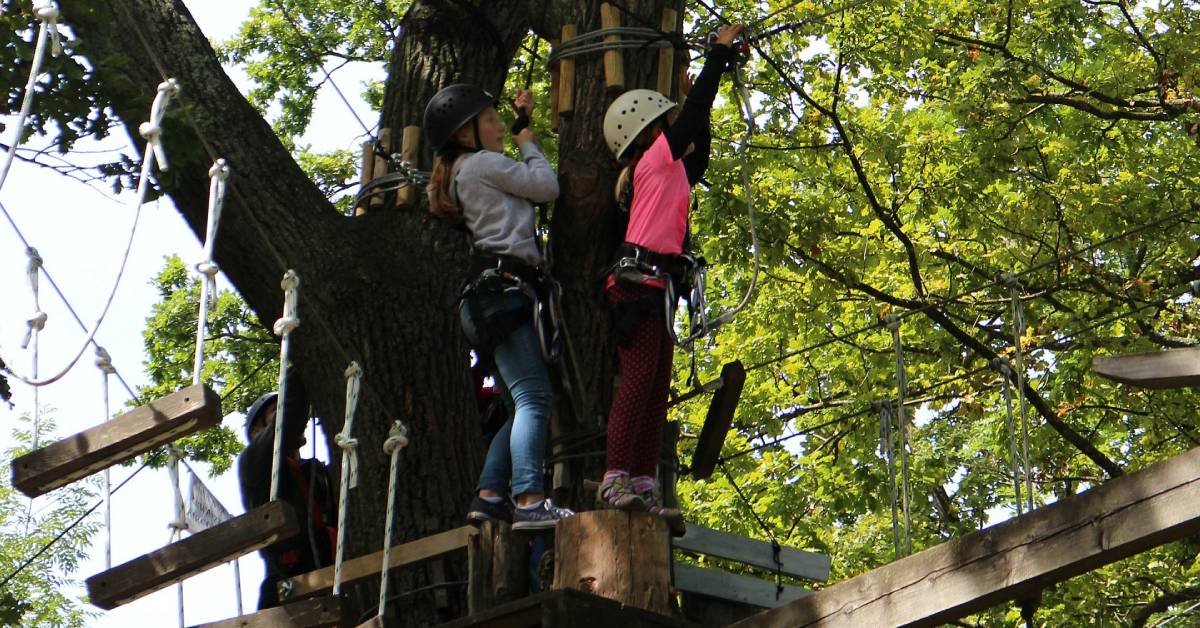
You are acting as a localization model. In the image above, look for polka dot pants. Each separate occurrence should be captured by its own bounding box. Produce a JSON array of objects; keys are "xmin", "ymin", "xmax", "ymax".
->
[{"xmin": 605, "ymin": 282, "xmax": 674, "ymax": 477}]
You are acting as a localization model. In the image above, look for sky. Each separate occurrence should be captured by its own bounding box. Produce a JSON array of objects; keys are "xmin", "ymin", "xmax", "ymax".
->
[{"xmin": 0, "ymin": 2, "xmax": 383, "ymax": 625}]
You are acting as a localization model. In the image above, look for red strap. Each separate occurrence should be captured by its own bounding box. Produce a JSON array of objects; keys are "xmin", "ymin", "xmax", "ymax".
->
[{"xmin": 285, "ymin": 458, "xmax": 338, "ymax": 561}]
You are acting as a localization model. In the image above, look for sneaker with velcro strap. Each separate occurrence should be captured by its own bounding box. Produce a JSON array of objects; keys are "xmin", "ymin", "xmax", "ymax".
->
[{"xmin": 512, "ymin": 499, "xmax": 575, "ymax": 531}]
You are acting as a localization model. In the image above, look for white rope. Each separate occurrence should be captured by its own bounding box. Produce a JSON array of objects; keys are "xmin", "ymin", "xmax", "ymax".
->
[
  {"xmin": 23, "ymin": 248, "xmax": 44, "ymax": 449},
  {"xmin": 874, "ymin": 400, "xmax": 903, "ymax": 559},
  {"xmin": 991, "ymin": 358, "xmax": 1024, "ymax": 516},
  {"xmin": 331, "ymin": 361, "xmax": 362, "ymax": 596},
  {"xmin": 1002, "ymin": 272, "xmax": 1035, "ymax": 512},
  {"xmin": 269, "ymin": 270, "xmax": 300, "ymax": 502},
  {"xmin": 0, "ymin": 79, "xmax": 178, "ymax": 388},
  {"xmin": 192, "ymin": 159, "xmax": 230, "ymax": 386},
  {"xmin": 95, "ymin": 346, "xmax": 115, "ymax": 569},
  {"xmin": 375, "ymin": 420, "xmax": 409, "ymax": 622},
  {"xmin": 0, "ymin": 1, "xmax": 62, "ymax": 193},
  {"xmin": 885, "ymin": 315, "xmax": 913, "ymax": 556},
  {"xmin": 166, "ymin": 445, "xmax": 187, "ymax": 628}
]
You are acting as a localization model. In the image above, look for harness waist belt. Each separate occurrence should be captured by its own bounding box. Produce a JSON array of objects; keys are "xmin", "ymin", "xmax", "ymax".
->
[
  {"xmin": 613, "ymin": 243, "xmax": 689, "ymax": 279},
  {"xmin": 469, "ymin": 252, "xmax": 544, "ymax": 286}
]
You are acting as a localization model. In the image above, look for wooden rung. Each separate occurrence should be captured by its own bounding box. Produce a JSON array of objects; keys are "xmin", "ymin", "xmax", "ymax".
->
[
  {"xmin": 355, "ymin": 138, "xmax": 375, "ymax": 216},
  {"xmin": 369, "ymin": 128, "xmax": 392, "ymax": 211},
  {"xmin": 674, "ymin": 524, "xmax": 831, "ymax": 582},
  {"xmin": 673, "ymin": 563, "xmax": 809, "ymax": 609},
  {"xmin": 656, "ymin": 8, "xmax": 678, "ymax": 97},
  {"xmin": 1092, "ymin": 347, "xmax": 1200, "ymax": 389},
  {"xmin": 558, "ymin": 25, "xmax": 577, "ymax": 116},
  {"xmin": 279, "ymin": 525, "xmax": 477, "ymax": 601},
  {"xmin": 549, "ymin": 38, "xmax": 561, "ymax": 132},
  {"xmin": 188, "ymin": 595, "xmax": 344, "ymax": 628},
  {"xmin": 600, "ymin": 4, "xmax": 624, "ymax": 90},
  {"xmin": 394, "ymin": 125, "xmax": 422, "ymax": 209},
  {"xmin": 86, "ymin": 501, "xmax": 298, "ymax": 610},
  {"xmin": 12, "ymin": 384, "xmax": 221, "ymax": 498},
  {"xmin": 691, "ymin": 361, "xmax": 746, "ymax": 480}
]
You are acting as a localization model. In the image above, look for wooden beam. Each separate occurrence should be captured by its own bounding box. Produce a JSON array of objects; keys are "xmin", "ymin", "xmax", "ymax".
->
[
  {"xmin": 439, "ymin": 588, "xmax": 698, "ymax": 628},
  {"xmin": 558, "ymin": 25, "xmax": 577, "ymax": 116},
  {"xmin": 730, "ymin": 445, "xmax": 1200, "ymax": 628},
  {"xmin": 394, "ymin": 125, "xmax": 422, "ymax": 209},
  {"xmin": 691, "ymin": 361, "xmax": 746, "ymax": 480},
  {"xmin": 188, "ymin": 595, "xmax": 344, "ymax": 628},
  {"xmin": 600, "ymin": 3, "xmax": 624, "ymax": 90},
  {"xmin": 87, "ymin": 501, "xmax": 298, "ymax": 610},
  {"xmin": 673, "ymin": 563, "xmax": 809, "ymax": 609},
  {"xmin": 549, "ymin": 38, "xmax": 561, "ymax": 132},
  {"xmin": 1092, "ymin": 347, "xmax": 1200, "ymax": 389},
  {"xmin": 279, "ymin": 525, "xmax": 476, "ymax": 601},
  {"xmin": 656, "ymin": 8, "xmax": 678, "ymax": 97},
  {"xmin": 674, "ymin": 524, "xmax": 831, "ymax": 582},
  {"xmin": 12, "ymin": 384, "xmax": 221, "ymax": 498},
  {"xmin": 368, "ymin": 127, "xmax": 391, "ymax": 211}
]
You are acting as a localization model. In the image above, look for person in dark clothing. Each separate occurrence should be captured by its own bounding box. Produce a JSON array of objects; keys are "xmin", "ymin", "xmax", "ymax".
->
[{"xmin": 237, "ymin": 369, "xmax": 337, "ymax": 610}]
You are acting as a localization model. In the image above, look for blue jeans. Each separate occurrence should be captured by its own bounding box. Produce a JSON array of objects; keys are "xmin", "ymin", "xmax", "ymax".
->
[{"xmin": 460, "ymin": 290, "xmax": 552, "ymax": 497}]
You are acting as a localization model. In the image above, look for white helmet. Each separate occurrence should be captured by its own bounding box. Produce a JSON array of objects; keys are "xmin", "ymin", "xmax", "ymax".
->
[{"xmin": 603, "ymin": 89, "xmax": 676, "ymax": 160}]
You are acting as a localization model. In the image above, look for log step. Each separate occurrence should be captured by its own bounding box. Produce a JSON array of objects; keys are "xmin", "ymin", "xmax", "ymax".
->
[
  {"xmin": 12, "ymin": 384, "xmax": 222, "ymax": 497},
  {"xmin": 86, "ymin": 501, "xmax": 298, "ymax": 610},
  {"xmin": 188, "ymin": 595, "xmax": 344, "ymax": 628}
]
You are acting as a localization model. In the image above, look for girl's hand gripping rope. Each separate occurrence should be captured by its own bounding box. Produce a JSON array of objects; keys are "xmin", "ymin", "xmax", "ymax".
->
[{"xmin": 511, "ymin": 89, "xmax": 535, "ymax": 139}]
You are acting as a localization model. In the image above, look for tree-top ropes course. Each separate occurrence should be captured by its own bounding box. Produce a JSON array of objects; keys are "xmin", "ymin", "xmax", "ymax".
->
[{"xmin": 1, "ymin": 0, "xmax": 1200, "ymax": 626}]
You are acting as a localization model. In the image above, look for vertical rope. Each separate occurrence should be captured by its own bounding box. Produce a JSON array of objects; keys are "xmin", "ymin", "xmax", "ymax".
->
[
  {"xmin": 376, "ymin": 420, "xmax": 409, "ymax": 622},
  {"xmin": 166, "ymin": 445, "xmax": 187, "ymax": 628},
  {"xmin": 885, "ymin": 315, "xmax": 912, "ymax": 556},
  {"xmin": 1002, "ymin": 273, "xmax": 1034, "ymax": 512},
  {"xmin": 23, "ymin": 247, "xmax": 45, "ymax": 448},
  {"xmin": 991, "ymin": 358, "xmax": 1024, "ymax": 516},
  {"xmin": 874, "ymin": 400, "xmax": 902, "ymax": 559},
  {"xmin": 232, "ymin": 558, "xmax": 243, "ymax": 617},
  {"xmin": 192, "ymin": 159, "xmax": 230, "ymax": 384},
  {"xmin": 269, "ymin": 271, "xmax": 301, "ymax": 502},
  {"xmin": 0, "ymin": 0, "xmax": 61, "ymax": 192},
  {"xmin": 332, "ymin": 362, "xmax": 362, "ymax": 596},
  {"xmin": 95, "ymin": 346, "xmax": 116, "ymax": 568}
]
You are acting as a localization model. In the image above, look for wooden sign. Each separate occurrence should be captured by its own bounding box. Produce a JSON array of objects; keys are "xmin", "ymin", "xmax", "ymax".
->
[
  {"xmin": 691, "ymin": 361, "xmax": 746, "ymax": 480},
  {"xmin": 188, "ymin": 595, "xmax": 344, "ymax": 628},
  {"xmin": 87, "ymin": 501, "xmax": 298, "ymax": 610},
  {"xmin": 12, "ymin": 384, "xmax": 221, "ymax": 498},
  {"xmin": 1093, "ymin": 347, "xmax": 1200, "ymax": 389}
]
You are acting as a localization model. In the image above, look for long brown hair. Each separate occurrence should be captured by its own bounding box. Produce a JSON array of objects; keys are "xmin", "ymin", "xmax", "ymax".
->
[{"xmin": 427, "ymin": 143, "xmax": 470, "ymax": 223}]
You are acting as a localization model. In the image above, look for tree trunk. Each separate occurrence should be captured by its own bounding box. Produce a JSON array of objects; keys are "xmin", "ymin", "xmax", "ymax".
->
[{"xmin": 61, "ymin": 0, "xmax": 679, "ymax": 623}]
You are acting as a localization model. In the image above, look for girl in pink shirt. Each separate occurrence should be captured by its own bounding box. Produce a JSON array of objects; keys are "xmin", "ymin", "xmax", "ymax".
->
[{"xmin": 598, "ymin": 24, "xmax": 744, "ymax": 533}]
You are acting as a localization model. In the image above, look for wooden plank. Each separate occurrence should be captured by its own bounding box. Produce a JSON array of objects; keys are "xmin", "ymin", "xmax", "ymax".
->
[
  {"xmin": 691, "ymin": 361, "xmax": 746, "ymax": 480},
  {"xmin": 281, "ymin": 525, "xmax": 476, "ymax": 600},
  {"xmin": 87, "ymin": 501, "xmax": 298, "ymax": 610},
  {"xmin": 730, "ymin": 445, "xmax": 1200, "ymax": 628},
  {"xmin": 600, "ymin": 4, "xmax": 624, "ymax": 90},
  {"xmin": 674, "ymin": 524, "xmax": 831, "ymax": 582},
  {"xmin": 1092, "ymin": 347, "xmax": 1200, "ymax": 389},
  {"xmin": 558, "ymin": 25, "xmax": 576, "ymax": 116},
  {"xmin": 13, "ymin": 384, "xmax": 221, "ymax": 498},
  {"xmin": 656, "ymin": 8, "xmax": 678, "ymax": 97},
  {"xmin": 437, "ymin": 589, "xmax": 699, "ymax": 628},
  {"xmin": 188, "ymin": 595, "xmax": 344, "ymax": 628},
  {"xmin": 673, "ymin": 563, "xmax": 809, "ymax": 609}
]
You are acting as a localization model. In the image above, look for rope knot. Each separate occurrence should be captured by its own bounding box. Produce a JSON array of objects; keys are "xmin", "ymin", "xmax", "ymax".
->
[
  {"xmin": 273, "ymin": 317, "xmax": 300, "ymax": 336},
  {"xmin": 333, "ymin": 433, "xmax": 358, "ymax": 451},
  {"xmin": 383, "ymin": 421, "xmax": 409, "ymax": 454},
  {"xmin": 25, "ymin": 246, "xmax": 43, "ymax": 271},
  {"xmin": 95, "ymin": 346, "xmax": 116, "ymax": 374},
  {"xmin": 990, "ymin": 357, "xmax": 1013, "ymax": 377},
  {"xmin": 21, "ymin": 310, "xmax": 47, "ymax": 349},
  {"xmin": 208, "ymin": 158, "xmax": 230, "ymax": 180},
  {"xmin": 998, "ymin": 271, "xmax": 1020, "ymax": 289},
  {"xmin": 882, "ymin": 313, "xmax": 901, "ymax": 331},
  {"xmin": 195, "ymin": 261, "xmax": 219, "ymax": 277},
  {"xmin": 274, "ymin": 270, "xmax": 301, "ymax": 337},
  {"xmin": 33, "ymin": 1, "xmax": 61, "ymax": 56}
]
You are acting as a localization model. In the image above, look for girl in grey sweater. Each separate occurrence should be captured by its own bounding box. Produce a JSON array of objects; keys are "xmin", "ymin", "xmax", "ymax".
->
[{"xmin": 423, "ymin": 85, "xmax": 574, "ymax": 530}]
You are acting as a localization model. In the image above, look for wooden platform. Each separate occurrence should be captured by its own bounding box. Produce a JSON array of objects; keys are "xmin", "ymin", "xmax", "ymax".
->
[
  {"xmin": 12, "ymin": 384, "xmax": 221, "ymax": 497},
  {"xmin": 188, "ymin": 595, "xmax": 344, "ymax": 627},
  {"xmin": 1092, "ymin": 347, "xmax": 1200, "ymax": 389},
  {"xmin": 87, "ymin": 501, "xmax": 297, "ymax": 610},
  {"xmin": 730, "ymin": 444, "xmax": 1200, "ymax": 627},
  {"xmin": 437, "ymin": 588, "xmax": 700, "ymax": 628}
]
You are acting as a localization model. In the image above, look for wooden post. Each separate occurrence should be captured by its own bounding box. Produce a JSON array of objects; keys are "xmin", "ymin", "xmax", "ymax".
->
[
  {"xmin": 600, "ymin": 4, "xmax": 624, "ymax": 91},
  {"xmin": 394, "ymin": 125, "xmax": 422, "ymax": 209},
  {"xmin": 656, "ymin": 8, "xmax": 678, "ymax": 97},
  {"xmin": 730, "ymin": 445, "xmax": 1200, "ymax": 627},
  {"xmin": 549, "ymin": 38, "xmax": 561, "ymax": 132},
  {"xmin": 552, "ymin": 510, "xmax": 671, "ymax": 615},
  {"xmin": 558, "ymin": 25, "xmax": 577, "ymax": 117},
  {"xmin": 187, "ymin": 595, "xmax": 344, "ymax": 628},
  {"xmin": 12, "ymin": 384, "xmax": 221, "ymax": 498},
  {"xmin": 355, "ymin": 139, "xmax": 375, "ymax": 216},
  {"xmin": 369, "ymin": 127, "xmax": 391, "ymax": 211},
  {"xmin": 467, "ymin": 520, "xmax": 529, "ymax": 614},
  {"xmin": 87, "ymin": 501, "xmax": 298, "ymax": 610}
]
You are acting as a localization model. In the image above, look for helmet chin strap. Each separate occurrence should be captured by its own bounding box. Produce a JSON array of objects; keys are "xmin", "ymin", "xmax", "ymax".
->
[{"xmin": 472, "ymin": 118, "xmax": 483, "ymax": 151}]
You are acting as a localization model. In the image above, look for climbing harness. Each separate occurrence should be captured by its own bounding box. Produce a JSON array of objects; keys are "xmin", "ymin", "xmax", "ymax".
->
[
  {"xmin": 193, "ymin": 159, "xmax": 229, "ymax": 384},
  {"xmin": 992, "ymin": 358, "xmax": 1026, "ymax": 516},
  {"xmin": 373, "ymin": 420, "xmax": 410, "ymax": 624},
  {"xmin": 884, "ymin": 315, "xmax": 913, "ymax": 556},
  {"xmin": 1000, "ymin": 272, "xmax": 1034, "ymax": 512},
  {"xmin": 0, "ymin": 1, "xmax": 61, "ymax": 193},
  {"xmin": 332, "ymin": 361, "xmax": 362, "ymax": 597},
  {"xmin": 270, "ymin": 270, "xmax": 301, "ymax": 502},
  {"xmin": 459, "ymin": 251, "xmax": 559, "ymax": 363}
]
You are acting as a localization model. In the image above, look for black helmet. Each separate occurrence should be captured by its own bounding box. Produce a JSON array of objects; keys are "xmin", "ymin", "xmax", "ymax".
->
[
  {"xmin": 423, "ymin": 84, "xmax": 498, "ymax": 152},
  {"xmin": 244, "ymin": 391, "xmax": 278, "ymax": 440}
]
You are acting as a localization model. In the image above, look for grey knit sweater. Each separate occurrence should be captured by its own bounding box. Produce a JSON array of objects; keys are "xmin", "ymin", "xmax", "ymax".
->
[{"xmin": 453, "ymin": 142, "xmax": 559, "ymax": 267}]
